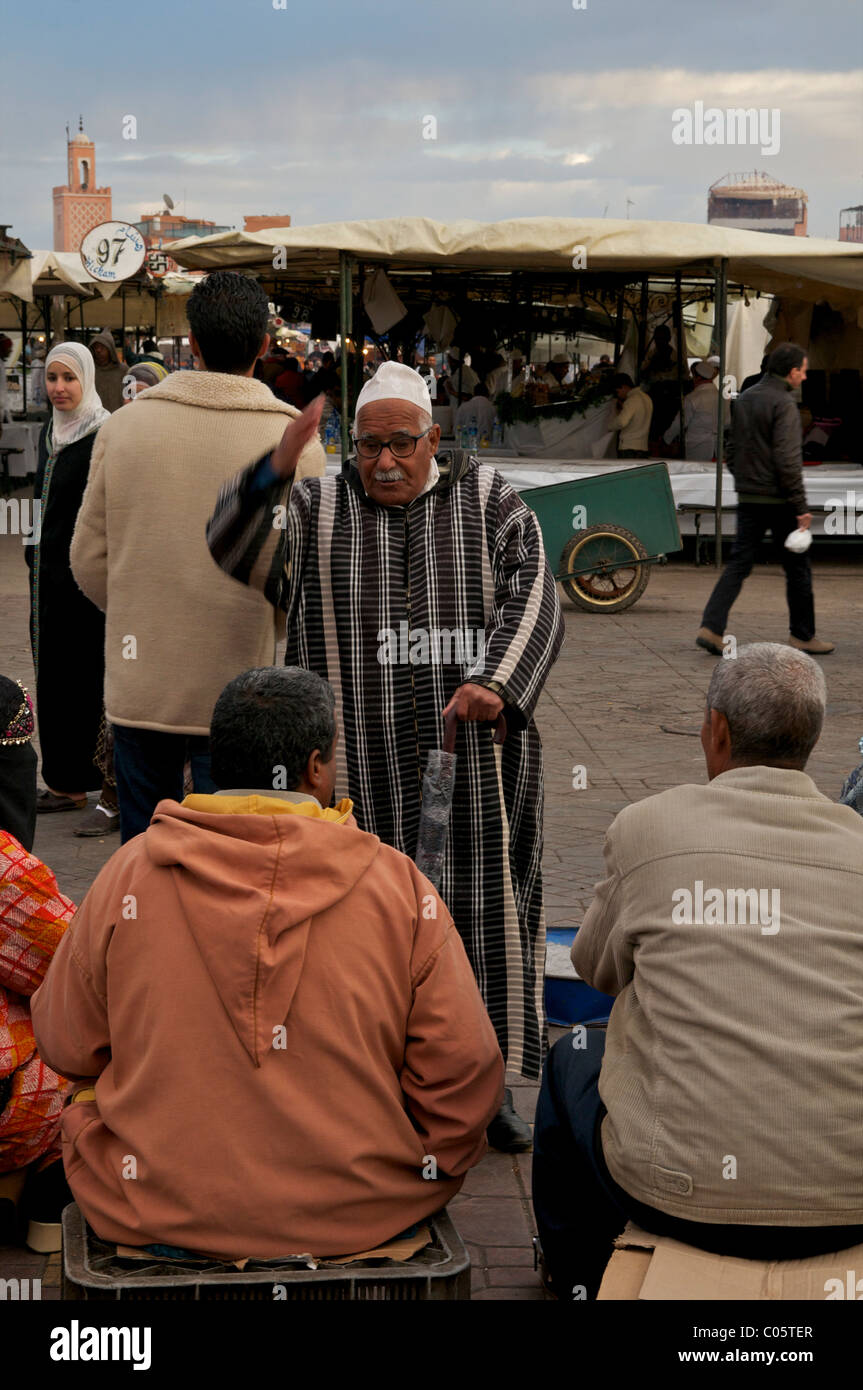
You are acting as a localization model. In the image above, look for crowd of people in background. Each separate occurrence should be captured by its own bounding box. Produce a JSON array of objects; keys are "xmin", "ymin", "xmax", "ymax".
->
[{"xmin": 3, "ymin": 313, "xmax": 740, "ymax": 467}]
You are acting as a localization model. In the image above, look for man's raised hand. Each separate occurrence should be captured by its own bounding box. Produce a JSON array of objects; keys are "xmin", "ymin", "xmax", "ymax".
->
[{"xmin": 270, "ymin": 394, "xmax": 326, "ymax": 479}]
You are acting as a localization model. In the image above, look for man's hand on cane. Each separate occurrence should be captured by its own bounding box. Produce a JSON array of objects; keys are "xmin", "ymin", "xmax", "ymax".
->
[
  {"xmin": 442, "ymin": 683, "xmax": 504, "ymax": 724},
  {"xmin": 270, "ymin": 394, "xmax": 325, "ymax": 479}
]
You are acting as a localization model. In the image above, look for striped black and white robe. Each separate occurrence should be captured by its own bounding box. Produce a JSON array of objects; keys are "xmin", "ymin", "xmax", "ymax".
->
[{"xmin": 207, "ymin": 452, "xmax": 565, "ymax": 1078}]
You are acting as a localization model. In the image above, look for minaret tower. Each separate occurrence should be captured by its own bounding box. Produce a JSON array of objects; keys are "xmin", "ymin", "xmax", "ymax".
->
[{"xmin": 52, "ymin": 117, "xmax": 113, "ymax": 251}]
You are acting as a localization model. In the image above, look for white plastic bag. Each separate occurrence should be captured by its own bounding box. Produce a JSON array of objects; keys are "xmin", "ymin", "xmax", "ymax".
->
[{"xmin": 784, "ymin": 528, "xmax": 812, "ymax": 553}]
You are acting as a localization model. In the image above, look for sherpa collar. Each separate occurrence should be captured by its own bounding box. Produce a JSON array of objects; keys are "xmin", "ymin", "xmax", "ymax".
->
[{"xmin": 136, "ymin": 370, "xmax": 299, "ymax": 414}]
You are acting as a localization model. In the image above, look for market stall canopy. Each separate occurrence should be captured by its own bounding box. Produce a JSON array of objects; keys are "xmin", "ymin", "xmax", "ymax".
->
[
  {"xmin": 169, "ymin": 217, "xmax": 863, "ymax": 308},
  {"xmin": 4, "ymin": 250, "xmax": 100, "ymax": 300},
  {"xmin": 0, "ymin": 229, "xmax": 33, "ymax": 302},
  {"xmin": 0, "ymin": 257, "xmax": 200, "ymax": 334}
]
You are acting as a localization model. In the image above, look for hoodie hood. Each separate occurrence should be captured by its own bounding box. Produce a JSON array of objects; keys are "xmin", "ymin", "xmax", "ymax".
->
[
  {"xmin": 90, "ymin": 330, "xmax": 122, "ymax": 367},
  {"xmin": 144, "ymin": 797, "xmax": 380, "ymax": 1066}
]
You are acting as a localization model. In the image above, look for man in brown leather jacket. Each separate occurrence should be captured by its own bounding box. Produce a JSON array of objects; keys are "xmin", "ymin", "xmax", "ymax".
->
[{"xmin": 696, "ymin": 341, "xmax": 834, "ymax": 656}]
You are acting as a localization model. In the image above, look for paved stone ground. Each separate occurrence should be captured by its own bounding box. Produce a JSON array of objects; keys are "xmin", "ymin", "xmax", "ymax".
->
[{"xmin": 2, "ymin": 516, "xmax": 862, "ymax": 1300}]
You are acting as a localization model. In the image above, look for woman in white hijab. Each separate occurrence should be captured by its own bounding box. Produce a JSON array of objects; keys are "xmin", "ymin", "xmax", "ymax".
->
[{"xmin": 27, "ymin": 343, "xmax": 118, "ymax": 832}]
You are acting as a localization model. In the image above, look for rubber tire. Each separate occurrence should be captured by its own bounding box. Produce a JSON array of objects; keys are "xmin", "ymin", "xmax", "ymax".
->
[{"xmin": 560, "ymin": 523, "xmax": 650, "ymax": 613}]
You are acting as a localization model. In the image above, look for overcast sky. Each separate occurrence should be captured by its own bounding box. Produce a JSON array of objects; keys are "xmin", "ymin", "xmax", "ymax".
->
[{"xmin": 2, "ymin": 0, "xmax": 862, "ymax": 246}]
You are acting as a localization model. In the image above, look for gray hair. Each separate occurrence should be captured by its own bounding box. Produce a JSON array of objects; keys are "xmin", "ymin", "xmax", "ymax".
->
[
  {"xmin": 210, "ymin": 667, "xmax": 336, "ymax": 791},
  {"xmin": 706, "ymin": 643, "xmax": 826, "ymax": 767}
]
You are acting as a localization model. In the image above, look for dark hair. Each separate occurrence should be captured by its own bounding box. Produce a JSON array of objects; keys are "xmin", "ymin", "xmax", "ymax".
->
[
  {"xmin": 473, "ymin": 383, "xmax": 489, "ymax": 398},
  {"xmin": 142, "ymin": 339, "xmax": 158, "ymax": 353},
  {"xmin": 766, "ymin": 342, "xmax": 806, "ymax": 378},
  {"xmin": 186, "ymin": 271, "xmax": 270, "ymax": 374},
  {"xmin": 653, "ymin": 325, "xmax": 671, "ymax": 343},
  {"xmin": 611, "ymin": 373, "xmax": 633, "ymax": 390},
  {"xmin": 284, "ymin": 356, "xmax": 299, "ymax": 371},
  {"xmin": 209, "ymin": 667, "xmax": 336, "ymax": 791},
  {"xmin": 321, "ymin": 351, "xmax": 335, "ymax": 367}
]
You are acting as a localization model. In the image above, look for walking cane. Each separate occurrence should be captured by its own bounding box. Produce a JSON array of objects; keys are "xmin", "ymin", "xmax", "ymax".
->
[{"xmin": 415, "ymin": 706, "xmax": 507, "ymax": 890}]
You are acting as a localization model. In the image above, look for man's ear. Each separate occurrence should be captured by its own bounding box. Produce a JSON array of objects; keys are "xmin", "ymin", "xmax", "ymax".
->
[
  {"xmin": 710, "ymin": 707, "xmax": 733, "ymax": 760},
  {"xmin": 188, "ymin": 331, "xmax": 203, "ymax": 368},
  {"xmin": 256, "ymin": 333, "xmax": 271, "ymax": 362},
  {"xmin": 304, "ymin": 747, "xmax": 323, "ymax": 792}
]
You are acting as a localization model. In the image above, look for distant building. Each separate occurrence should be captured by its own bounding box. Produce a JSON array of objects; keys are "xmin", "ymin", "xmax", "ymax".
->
[
  {"xmin": 52, "ymin": 118, "xmax": 112, "ymax": 251},
  {"xmin": 244, "ymin": 215, "xmax": 291, "ymax": 233},
  {"xmin": 708, "ymin": 172, "xmax": 807, "ymax": 237},
  {"xmin": 134, "ymin": 212, "xmax": 232, "ymax": 247},
  {"xmin": 839, "ymin": 206, "xmax": 863, "ymax": 243}
]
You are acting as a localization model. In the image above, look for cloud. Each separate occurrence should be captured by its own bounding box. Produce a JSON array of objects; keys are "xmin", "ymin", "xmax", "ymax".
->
[{"xmin": 4, "ymin": 43, "xmax": 861, "ymax": 245}]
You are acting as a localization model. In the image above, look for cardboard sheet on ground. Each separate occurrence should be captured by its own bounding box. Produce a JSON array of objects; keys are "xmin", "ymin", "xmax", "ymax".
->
[{"xmin": 115, "ymin": 1224, "xmax": 431, "ymax": 1271}]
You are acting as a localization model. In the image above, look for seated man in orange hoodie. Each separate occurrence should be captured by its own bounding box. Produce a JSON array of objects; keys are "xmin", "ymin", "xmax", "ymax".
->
[{"xmin": 31, "ymin": 667, "xmax": 504, "ymax": 1261}]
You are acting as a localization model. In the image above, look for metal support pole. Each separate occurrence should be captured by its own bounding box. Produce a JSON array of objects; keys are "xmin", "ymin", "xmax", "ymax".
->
[
  {"xmin": 18, "ymin": 299, "xmax": 28, "ymax": 412},
  {"xmin": 637, "ymin": 277, "xmax": 649, "ymax": 383},
  {"xmin": 713, "ymin": 259, "xmax": 729, "ymax": 567},
  {"xmin": 39, "ymin": 297, "xmax": 50, "ymax": 350},
  {"xmin": 674, "ymin": 273, "xmax": 687, "ymax": 460},
  {"xmin": 613, "ymin": 285, "xmax": 625, "ymax": 366},
  {"xmin": 523, "ymin": 278, "xmax": 533, "ymax": 367},
  {"xmin": 353, "ymin": 264, "xmax": 365, "ymax": 405},
  {"xmin": 338, "ymin": 250, "xmax": 352, "ymax": 460}
]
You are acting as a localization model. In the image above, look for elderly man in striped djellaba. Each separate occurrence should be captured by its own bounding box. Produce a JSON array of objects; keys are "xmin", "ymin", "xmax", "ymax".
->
[{"xmin": 207, "ymin": 363, "xmax": 564, "ymax": 1149}]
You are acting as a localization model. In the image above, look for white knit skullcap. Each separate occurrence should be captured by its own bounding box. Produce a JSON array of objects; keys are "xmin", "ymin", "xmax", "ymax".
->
[{"xmin": 355, "ymin": 361, "xmax": 433, "ymax": 417}]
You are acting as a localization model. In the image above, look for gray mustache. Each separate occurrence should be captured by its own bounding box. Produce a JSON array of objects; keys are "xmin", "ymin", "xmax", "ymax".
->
[{"xmin": 374, "ymin": 467, "xmax": 406, "ymax": 482}]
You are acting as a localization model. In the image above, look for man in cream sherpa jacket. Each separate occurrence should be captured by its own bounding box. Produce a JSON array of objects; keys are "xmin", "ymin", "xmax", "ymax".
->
[{"xmin": 71, "ymin": 270, "xmax": 325, "ymax": 841}]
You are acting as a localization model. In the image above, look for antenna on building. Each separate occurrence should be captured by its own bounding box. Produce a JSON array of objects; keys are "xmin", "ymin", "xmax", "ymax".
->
[
  {"xmin": 65, "ymin": 121, "xmax": 70, "ymax": 141},
  {"xmin": 79, "ymin": 115, "xmax": 83, "ymax": 133},
  {"xmin": 626, "ymin": 198, "xmax": 634, "ymax": 219},
  {"xmin": 162, "ymin": 193, "xmax": 175, "ymax": 214}
]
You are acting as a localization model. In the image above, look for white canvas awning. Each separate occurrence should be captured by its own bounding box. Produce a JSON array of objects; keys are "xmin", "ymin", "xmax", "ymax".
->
[
  {"xmin": 0, "ymin": 259, "xmax": 199, "ymax": 334},
  {"xmin": 169, "ymin": 216, "xmax": 863, "ymax": 308},
  {"xmin": 0, "ymin": 252, "xmax": 33, "ymax": 302}
]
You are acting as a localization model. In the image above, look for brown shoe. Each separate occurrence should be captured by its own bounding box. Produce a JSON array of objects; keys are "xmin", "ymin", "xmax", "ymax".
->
[
  {"xmin": 788, "ymin": 635, "xmax": 835, "ymax": 655},
  {"xmin": 73, "ymin": 803, "xmax": 121, "ymax": 837},
  {"xmin": 695, "ymin": 626, "xmax": 724, "ymax": 656},
  {"xmin": 36, "ymin": 790, "xmax": 87, "ymax": 813}
]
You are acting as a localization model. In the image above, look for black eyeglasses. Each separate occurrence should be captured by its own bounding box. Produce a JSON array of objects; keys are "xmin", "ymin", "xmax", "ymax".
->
[{"xmin": 353, "ymin": 427, "xmax": 433, "ymax": 460}]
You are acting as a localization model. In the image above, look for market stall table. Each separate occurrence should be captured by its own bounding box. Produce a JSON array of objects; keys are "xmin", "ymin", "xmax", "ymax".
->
[{"xmin": 0, "ymin": 420, "xmax": 40, "ymax": 477}]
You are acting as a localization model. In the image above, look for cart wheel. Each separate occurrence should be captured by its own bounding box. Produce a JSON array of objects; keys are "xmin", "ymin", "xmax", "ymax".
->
[{"xmin": 560, "ymin": 524, "xmax": 650, "ymax": 613}]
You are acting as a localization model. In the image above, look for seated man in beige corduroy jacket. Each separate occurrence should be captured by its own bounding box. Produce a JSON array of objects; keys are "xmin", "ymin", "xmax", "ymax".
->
[
  {"xmin": 532, "ymin": 643, "xmax": 863, "ymax": 1299},
  {"xmin": 71, "ymin": 271, "xmax": 324, "ymax": 843}
]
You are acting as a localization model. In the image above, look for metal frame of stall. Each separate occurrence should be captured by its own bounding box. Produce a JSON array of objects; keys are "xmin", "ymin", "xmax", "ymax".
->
[
  {"xmin": 321, "ymin": 252, "xmax": 732, "ymax": 565},
  {"xmin": 6, "ymin": 272, "xmax": 169, "ymax": 414}
]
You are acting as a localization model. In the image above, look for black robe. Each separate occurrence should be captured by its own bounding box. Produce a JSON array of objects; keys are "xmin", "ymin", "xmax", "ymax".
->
[
  {"xmin": 28, "ymin": 427, "xmax": 104, "ymax": 792},
  {"xmin": 208, "ymin": 451, "xmax": 565, "ymax": 1077}
]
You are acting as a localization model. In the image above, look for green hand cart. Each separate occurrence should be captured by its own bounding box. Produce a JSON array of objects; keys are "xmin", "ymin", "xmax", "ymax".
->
[{"xmin": 517, "ymin": 461, "xmax": 683, "ymax": 613}]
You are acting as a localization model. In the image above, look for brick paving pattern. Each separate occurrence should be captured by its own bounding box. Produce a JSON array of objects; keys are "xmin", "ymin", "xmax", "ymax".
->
[{"xmin": 2, "ymin": 520, "xmax": 861, "ymax": 1299}]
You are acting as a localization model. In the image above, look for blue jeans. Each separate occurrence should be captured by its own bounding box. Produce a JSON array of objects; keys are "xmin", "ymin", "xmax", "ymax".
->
[
  {"xmin": 532, "ymin": 1032, "xmax": 863, "ymax": 1299},
  {"xmin": 112, "ymin": 725, "xmax": 216, "ymax": 843}
]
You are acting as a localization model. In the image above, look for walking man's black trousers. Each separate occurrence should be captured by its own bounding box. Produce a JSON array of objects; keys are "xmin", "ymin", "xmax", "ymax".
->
[{"xmin": 701, "ymin": 501, "xmax": 815, "ymax": 642}]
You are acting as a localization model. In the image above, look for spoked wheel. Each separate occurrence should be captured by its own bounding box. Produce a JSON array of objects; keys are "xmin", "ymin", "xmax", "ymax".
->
[{"xmin": 560, "ymin": 523, "xmax": 650, "ymax": 613}]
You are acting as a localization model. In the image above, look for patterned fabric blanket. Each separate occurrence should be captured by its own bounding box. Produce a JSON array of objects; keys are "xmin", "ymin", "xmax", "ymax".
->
[{"xmin": 0, "ymin": 832, "xmax": 75, "ymax": 1170}]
